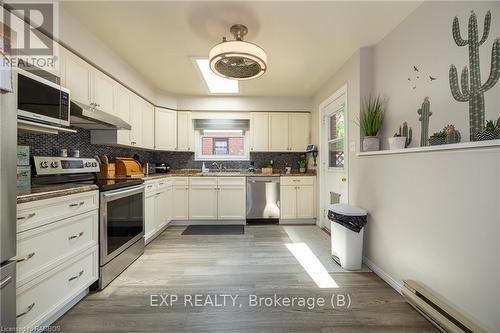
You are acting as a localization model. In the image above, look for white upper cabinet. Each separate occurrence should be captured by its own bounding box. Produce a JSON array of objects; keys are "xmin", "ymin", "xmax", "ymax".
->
[
  {"xmin": 269, "ymin": 112, "xmax": 290, "ymax": 151},
  {"xmin": 155, "ymin": 108, "xmax": 177, "ymax": 151},
  {"xmin": 177, "ymin": 111, "xmax": 193, "ymax": 151},
  {"xmin": 62, "ymin": 50, "xmax": 91, "ymax": 105},
  {"xmin": 250, "ymin": 112, "xmax": 269, "ymax": 152},
  {"xmin": 113, "ymin": 84, "xmax": 131, "ymax": 145},
  {"xmin": 289, "ymin": 113, "xmax": 310, "ymax": 152},
  {"xmin": 91, "ymin": 71, "xmax": 114, "ymax": 114},
  {"xmin": 142, "ymin": 101, "xmax": 155, "ymax": 149},
  {"xmin": 129, "ymin": 95, "xmax": 143, "ymax": 147}
]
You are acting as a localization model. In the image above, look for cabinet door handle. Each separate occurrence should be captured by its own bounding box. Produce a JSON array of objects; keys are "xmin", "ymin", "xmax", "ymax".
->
[
  {"xmin": 68, "ymin": 231, "xmax": 84, "ymax": 240},
  {"xmin": 17, "ymin": 302, "xmax": 35, "ymax": 318},
  {"xmin": 131, "ymin": 141, "xmax": 136, "ymax": 145},
  {"xmin": 69, "ymin": 201, "xmax": 85, "ymax": 208},
  {"xmin": 17, "ymin": 213, "xmax": 36, "ymax": 221},
  {"xmin": 68, "ymin": 270, "xmax": 84, "ymax": 282},
  {"xmin": 0, "ymin": 276, "xmax": 13, "ymax": 289},
  {"xmin": 17, "ymin": 252, "xmax": 35, "ymax": 263}
]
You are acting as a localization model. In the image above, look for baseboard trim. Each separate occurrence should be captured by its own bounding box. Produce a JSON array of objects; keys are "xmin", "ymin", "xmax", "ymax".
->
[
  {"xmin": 279, "ymin": 218, "xmax": 316, "ymax": 225},
  {"xmin": 40, "ymin": 289, "xmax": 88, "ymax": 329},
  {"xmin": 170, "ymin": 220, "xmax": 246, "ymax": 226},
  {"xmin": 363, "ymin": 256, "xmax": 403, "ymax": 294}
]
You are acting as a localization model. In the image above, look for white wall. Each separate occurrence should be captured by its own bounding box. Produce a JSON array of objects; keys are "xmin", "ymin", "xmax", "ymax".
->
[{"xmin": 313, "ymin": 2, "xmax": 500, "ymax": 331}]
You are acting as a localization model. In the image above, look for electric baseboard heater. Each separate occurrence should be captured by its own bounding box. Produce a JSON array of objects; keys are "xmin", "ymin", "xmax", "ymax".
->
[{"xmin": 402, "ymin": 280, "xmax": 486, "ymax": 333}]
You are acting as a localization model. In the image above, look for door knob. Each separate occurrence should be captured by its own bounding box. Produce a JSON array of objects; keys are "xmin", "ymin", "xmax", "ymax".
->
[{"xmin": 341, "ymin": 177, "xmax": 347, "ymax": 182}]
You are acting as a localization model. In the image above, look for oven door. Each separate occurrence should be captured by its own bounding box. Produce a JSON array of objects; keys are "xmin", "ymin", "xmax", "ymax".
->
[{"xmin": 100, "ymin": 185, "xmax": 145, "ymax": 265}]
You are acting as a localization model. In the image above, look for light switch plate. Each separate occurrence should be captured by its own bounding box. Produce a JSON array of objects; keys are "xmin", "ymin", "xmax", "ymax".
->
[{"xmin": 349, "ymin": 141, "xmax": 356, "ymax": 152}]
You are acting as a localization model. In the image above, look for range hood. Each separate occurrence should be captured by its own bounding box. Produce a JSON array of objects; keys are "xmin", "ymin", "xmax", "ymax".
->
[{"xmin": 70, "ymin": 101, "xmax": 131, "ymax": 130}]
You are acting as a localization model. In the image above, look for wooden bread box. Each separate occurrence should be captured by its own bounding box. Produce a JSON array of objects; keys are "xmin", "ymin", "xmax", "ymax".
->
[
  {"xmin": 98, "ymin": 163, "xmax": 115, "ymax": 179},
  {"xmin": 112, "ymin": 157, "xmax": 144, "ymax": 177}
]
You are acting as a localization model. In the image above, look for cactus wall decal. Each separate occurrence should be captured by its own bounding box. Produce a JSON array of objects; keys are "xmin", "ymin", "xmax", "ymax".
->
[
  {"xmin": 417, "ymin": 97, "xmax": 432, "ymax": 146},
  {"xmin": 449, "ymin": 10, "xmax": 500, "ymax": 141},
  {"xmin": 398, "ymin": 122, "xmax": 412, "ymax": 147}
]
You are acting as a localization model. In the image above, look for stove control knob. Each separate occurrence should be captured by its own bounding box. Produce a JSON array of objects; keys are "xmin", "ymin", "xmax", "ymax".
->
[
  {"xmin": 50, "ymin": 161, "xmax": 59, "ymax": 168},
  {"xmin": 40, "ymin": 161, "xmax": 49, "ymax": 168},
  {"xmin": 91, "ymin": 162, "xmax": 98, "ymax": 167},
  {"xmin": 85, "ymin": 162, "xmax": 92, "ymax": 167}
]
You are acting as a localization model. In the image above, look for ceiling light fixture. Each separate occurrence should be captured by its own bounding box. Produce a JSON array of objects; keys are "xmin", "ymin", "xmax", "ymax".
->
[{"xmin": 209, "ymin": 24, "xmax": 267, "ymax": 80}]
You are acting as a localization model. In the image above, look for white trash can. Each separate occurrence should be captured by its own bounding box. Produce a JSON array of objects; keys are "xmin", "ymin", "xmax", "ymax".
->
[{"xmin": 328, "ymin": 204, "xmax": 367, "ymax": 271}]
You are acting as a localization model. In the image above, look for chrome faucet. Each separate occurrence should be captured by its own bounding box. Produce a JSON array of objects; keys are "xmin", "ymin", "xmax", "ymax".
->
[{"xmin": 212, "ymin": 162, "xmax": 223, "ymax": 172}]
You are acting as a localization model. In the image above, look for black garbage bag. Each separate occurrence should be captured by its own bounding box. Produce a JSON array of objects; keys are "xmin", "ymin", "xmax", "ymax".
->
[{"xmin": 328, "ymin": 210, "xmax": 367, "ymax": 233}]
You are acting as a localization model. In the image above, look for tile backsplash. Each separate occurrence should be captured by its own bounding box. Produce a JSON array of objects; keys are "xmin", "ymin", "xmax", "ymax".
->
[{"xmin": 18, "ymin": 128, "xmax": 305, "ymax": 171}]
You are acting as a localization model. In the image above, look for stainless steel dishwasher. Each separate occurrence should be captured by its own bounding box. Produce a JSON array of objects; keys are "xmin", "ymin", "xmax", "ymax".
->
[{"xmin": 246, "ymin": 176, "xmax": 280, "ymax": 223}]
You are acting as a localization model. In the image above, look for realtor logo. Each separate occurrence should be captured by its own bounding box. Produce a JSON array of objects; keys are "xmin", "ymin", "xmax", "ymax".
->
[{"xmin": 1, "ymin": 1, "xmax": 59, "ymax": 70}]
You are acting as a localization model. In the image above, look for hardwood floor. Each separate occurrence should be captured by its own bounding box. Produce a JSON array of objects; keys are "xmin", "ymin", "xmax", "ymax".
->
[{"xmin": 54, "ymin": 225, "xmax": 437, "ymax": 332}]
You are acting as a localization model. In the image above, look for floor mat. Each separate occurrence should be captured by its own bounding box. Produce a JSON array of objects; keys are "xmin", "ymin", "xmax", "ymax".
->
[{"xmin": 181, "ymin": 225, "xmax": 244, "ymax": 235}]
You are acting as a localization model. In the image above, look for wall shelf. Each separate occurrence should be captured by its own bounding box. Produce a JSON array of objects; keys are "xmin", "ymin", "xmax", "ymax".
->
[
  {"xmin": 18, "ymin": 119, "xmax": 77, "ymax": 135},
  {"xmin": 357, "ymin": 139, "xmax": 500, "ymax": 156}
]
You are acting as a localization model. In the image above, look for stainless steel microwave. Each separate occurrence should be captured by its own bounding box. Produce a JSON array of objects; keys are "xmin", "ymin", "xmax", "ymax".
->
[{"xmin": 17, "ymin": 69, "xmax": 71, "ymax": 127}]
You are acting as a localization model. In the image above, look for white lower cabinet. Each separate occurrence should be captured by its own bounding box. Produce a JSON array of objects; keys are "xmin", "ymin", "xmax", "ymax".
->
[
  {"xmin": 172, "ymin": 177, "xmax": 189, "ymax": 220},
  {"xmin": 217, "ymin": 178, "xmax": 246, "ymax": 220},
  {"xmin": 280, "ymin": 177, "xmax": 316, "ymax": 221},
  {"xmin": 189, "ymin": 178, "xmax": 218, "ymax": 220},
  {"xmin": 144, "ymin": 179, "xmax": 173, "ymax": 243},
  {"xmin": 15, "ymin": 191, "xmax": 99, "ymax": 330}
]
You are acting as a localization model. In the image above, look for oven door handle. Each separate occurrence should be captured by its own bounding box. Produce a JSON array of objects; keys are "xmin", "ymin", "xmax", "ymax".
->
[{"xmin": 102, "ymin": 185, "xmax": 145, "ymax": 200}]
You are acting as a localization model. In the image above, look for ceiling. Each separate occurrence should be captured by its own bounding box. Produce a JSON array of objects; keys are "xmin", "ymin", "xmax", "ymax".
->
[{"xmin": 61, "ymin": 1, "xmax": 421, "ymax": 97}]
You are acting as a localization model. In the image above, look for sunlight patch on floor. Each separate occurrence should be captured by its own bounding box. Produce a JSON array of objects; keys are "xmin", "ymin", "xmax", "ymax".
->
[{"xmin": 285, "ymin": 242, "xmax": 339, "ymax": 288}]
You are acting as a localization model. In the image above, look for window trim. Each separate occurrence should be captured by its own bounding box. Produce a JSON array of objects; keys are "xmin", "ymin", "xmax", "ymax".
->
[
  {"xmin": 194, "ymin": 130, "xmax": 250, "ymax": 161},
  {"xmin": 326, "ymin": 108, "xmax": 346, "ymax": 171}
]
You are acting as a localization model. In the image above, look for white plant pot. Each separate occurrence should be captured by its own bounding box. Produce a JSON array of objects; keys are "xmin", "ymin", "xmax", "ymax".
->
[
  {"xmin": 362, "ymin": 136, "xmax": 380, "ymax": 151},
  {"xmin": 388, "ymin": 137, "xmax": 407, "ymax": 150}
]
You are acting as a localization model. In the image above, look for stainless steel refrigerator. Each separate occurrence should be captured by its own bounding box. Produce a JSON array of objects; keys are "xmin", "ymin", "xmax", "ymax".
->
[{"xmin": 0, "ymin": 72, "xmax": 17, "ymax": 329}]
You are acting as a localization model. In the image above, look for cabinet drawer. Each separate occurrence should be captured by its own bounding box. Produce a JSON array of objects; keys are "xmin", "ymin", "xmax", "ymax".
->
[
  {"xmin": 16, "ymin": 210, "xmax": 98, "ymax": 287},
  {"xmin": 218, "ymin": 177, "xmax": 246, "ymax": 186},
  {"xmin": 17, "ymin": 191, "xmax": 99, "ymax": 233},
  {"xmin": 16, "ymin": 246, "xmax": 98, "ymax": 330},
  {"xmin": 157, "ymin": 178, "xmax": 172, "ymax": 190},
  {"xmin": 280, "ymin": 177, "xmax": 315, "ymax": 186},
  {"xmin": 145, "ymin": 181, "xmax": 157, "ymax": 194},
  {"xmin": 172, "ymin": 177, "xmax": 189, "ymax": 186},
  {"xmin": 189, "ymin": 177, "xmax": 217, "ymax": 187}
]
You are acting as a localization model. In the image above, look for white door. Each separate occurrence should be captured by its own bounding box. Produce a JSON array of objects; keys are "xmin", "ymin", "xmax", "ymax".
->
[
  {"xmin": 155, "ymin": 108, "xmax": 177, "ymax": 151},
  {"xmin": 280, "ymin": 186, "xmax": 297, "ymax": 219},
  {"xmin": 129, "ymin": 95, "xmax": 143, "ymax": 147},
  {"xmin": 218, "ymin": 186, "xmax": 246, "ymax": 220},
  {"xmin": 64, "ymin": 52, "xmax": 91, "ymax": 105},
  {"xmin": 250, "ymin": 112, "xmax": 269, "ymax": 151},
  {"xmin": 92, "ymin": 71, "xmax": 114, "ymax": 114},
  {"xmin": 296, "ymin": 185, "xmax": 315, "ymax": 218},
  {"xmin": 177, "ymin": 111, "xmax": 192, "ymax": 151},
  {"xmin": 113, "ymin": 84, "xmax": 131, "ymax": 145},
  {"xmin": 319, "ymin": 85, "xmax": 348, "ymax": 229},
  {"xmin": 189, "ymin": 186, "xmax": 218, "ymax": 220},
  {"xmin": 289, "ymin": 113, "xmax": 310, "ymax": 151},
  {"xmin": 172, "ymin": 186, "xmax": 189, "ymax": 220},
  {"xmin": 269, "ymin": 113, "xmax": 289, "ymax": 151},
  {"xmin": 142, "ymin": 102, "xmax": 155, "ymax": 149}
]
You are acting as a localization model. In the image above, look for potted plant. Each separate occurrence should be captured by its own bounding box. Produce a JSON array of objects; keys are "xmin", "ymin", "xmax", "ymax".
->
[
  {"xmin": 298, "ymin": 155, "xmax": 307, "ymax": 173},
  {"xmin": 443, "ymin": 124, "xmax": 461, "ymax": 144},
  {"xmin": 428, "ymin": 130, "xmax": 446, "ymax": 145},
  {"xmin": 388, "ymin": 122, "xmax": 412, "ymax": 150},
  {"xmin": 474, "ymin": 120, "xmax": 500, "ymax": 141},
  {"xmin": 360, "ymin": 96, "xmax": 384, "ymax": 151}
]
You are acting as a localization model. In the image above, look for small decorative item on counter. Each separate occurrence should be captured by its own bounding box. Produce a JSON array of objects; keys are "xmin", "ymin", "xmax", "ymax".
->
[
  {"xmin": 474, "ymin": 119, "xmax": 500, "ymax": 141},
  {"xmin": 443, "ymin": 124, "xmax": 461, "ymax": 144},
  {"xmin": 262, "ymin": 160, "xmax": 274, "ymax": 175},
  {"xmin": 201, "ymin": 162, "xmax": 209, "ymax": 173},
  {"xmin": 359, "ymin": 96, "xmax": 384, "ymax": 151},
  {"xmin": 285, "ymin": 162, "xmax": 291, "ymax": 174},
  {"xmin": 428, "ymin": 130, "xmax": 446, "ymax": 146},
  {"xmin": 71, "ymin": 150, "xmax": 80, "ymax": 158},
  {"xmin": 60, "ymin": 148, "xmax": 68, "ymax": 157},
  {"xmin": 298, "ymin": 154, "xmax": 307, "ymax": 173},
  {"xmin": 248, "ymin": 161, "xmax": 255, "ymax": 173}
]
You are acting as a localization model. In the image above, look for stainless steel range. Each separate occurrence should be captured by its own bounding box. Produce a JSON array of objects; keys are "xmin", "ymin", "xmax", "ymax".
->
[{"xmin": 31, "ymin": 156, "xmax": 145, "ymax": 290}]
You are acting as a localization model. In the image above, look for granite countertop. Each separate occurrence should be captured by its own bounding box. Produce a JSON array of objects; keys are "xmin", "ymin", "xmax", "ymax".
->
[
  {"xmin": 17, "ymin": 183, "xmax": 98, "ymax": 204},
  {"xmin": 142, "ymin": 169, "xmax": 316, "ymax": 180}
]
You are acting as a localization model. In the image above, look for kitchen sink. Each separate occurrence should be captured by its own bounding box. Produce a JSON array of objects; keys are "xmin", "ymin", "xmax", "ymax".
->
[{"xmin": 196, "ymin": 172, "xmax": 244, "ymax": 177}]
